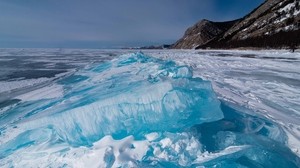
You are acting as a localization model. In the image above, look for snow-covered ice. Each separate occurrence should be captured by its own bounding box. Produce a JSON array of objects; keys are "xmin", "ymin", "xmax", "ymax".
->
[{"xmin": 145, "ymin": 49, "xmax": 300, "ymax": 157}]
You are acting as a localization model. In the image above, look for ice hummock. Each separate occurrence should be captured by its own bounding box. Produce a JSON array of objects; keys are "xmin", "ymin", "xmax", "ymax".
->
[
  {"xmin": 0, "ymin": 51, "xmax": 299, "ymax": 167},
  {"xmin": 0, "ymin": 52, "xmax": 222, "ymax": 161}
]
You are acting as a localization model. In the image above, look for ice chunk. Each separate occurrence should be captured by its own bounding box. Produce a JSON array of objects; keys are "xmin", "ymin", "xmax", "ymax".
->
[
  {"xmin": 192, "ymin": 102, "xmax": 300, "ymax": 167},
  {"xmin": 0, "ymin": 52, "xmax": 223, "ymax": 149}
]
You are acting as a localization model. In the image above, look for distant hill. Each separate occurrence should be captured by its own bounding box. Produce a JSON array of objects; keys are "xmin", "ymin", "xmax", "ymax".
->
[
  {"xmin": 172, "ymin": 0, "xmax": 300, "ymax": 49},
  {"xmin": 122, "ymin": 44, "xmax": 170, "ymax": 50},
  {"xmin": 139, "ymin": 44, "xmax": 171, "ymax": 49}
]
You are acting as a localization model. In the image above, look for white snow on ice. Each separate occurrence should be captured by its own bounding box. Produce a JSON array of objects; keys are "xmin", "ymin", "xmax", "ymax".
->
[{"xmin": 144, "ymin": 49, "xmax": 300, "ymax": 156}]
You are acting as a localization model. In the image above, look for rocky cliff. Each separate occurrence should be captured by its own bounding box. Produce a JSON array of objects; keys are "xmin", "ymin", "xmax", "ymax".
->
[
  {"xmin": 171, "ymin": 19, "xmax": 238, "ymax": 49},
  {"xmin": 173, "ymin": 0, "xmax": 300, "ymax": 49}
]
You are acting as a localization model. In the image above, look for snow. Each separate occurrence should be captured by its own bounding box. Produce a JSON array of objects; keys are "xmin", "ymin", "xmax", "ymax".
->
[
  {"xmin": 0, "ymin": 132, "xmax": 224, "ymax": 167},
  {"xmin": 279, "ymin": 3, "xmax": 294, "ymax": 12},
  {"xmin": 242, "ymin": 28, "xmax": 248, "ymax": 32},
  {"xmin": 16, "ymin": 84, "xmax": 64, "ymax": 101},
  {"xmin": 0, "ymin": 78, "xmax": 51, "ymax": 93},
  {"xmin": 273, "ymin": 1, "xmax": 300, "ymax": 25}
]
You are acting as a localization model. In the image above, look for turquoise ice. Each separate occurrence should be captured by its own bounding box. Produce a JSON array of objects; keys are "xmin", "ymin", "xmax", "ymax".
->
[{"xmin": 0, "ymin": 52, "xmax": 222, "ymax": 147}]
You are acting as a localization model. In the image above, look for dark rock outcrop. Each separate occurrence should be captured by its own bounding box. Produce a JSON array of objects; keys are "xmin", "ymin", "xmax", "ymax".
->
[{"xmin": 171, "ymin": 19, "xmax": 238, "ymax": 49}]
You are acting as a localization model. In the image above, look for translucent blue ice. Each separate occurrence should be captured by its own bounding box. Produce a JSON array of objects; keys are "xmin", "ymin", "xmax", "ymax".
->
[{"xmin": 0, "ymin": 52, "xmax": 222, "ymax": 145}]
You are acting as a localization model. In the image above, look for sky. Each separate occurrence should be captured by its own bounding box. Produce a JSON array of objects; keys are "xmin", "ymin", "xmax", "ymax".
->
[{"xmin": 0, "ymin": 0, "xmax": 263, "ymax": 48}]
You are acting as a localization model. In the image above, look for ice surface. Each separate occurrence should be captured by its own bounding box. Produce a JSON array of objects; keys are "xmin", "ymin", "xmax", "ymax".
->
[
  {"xmin": 0, "ymin": 52, "xmax": 226, "ymax": 166},
  {"xmin": 2, "ymin": 53, "xmax": 222, "ymax": 145},
  {"xmin": 1, "ymin": 103, "xmax": 298, "ymax": 167},
  {"xmin": 146, "ymin": 49, "xmax": 300, "ymax": 157},
  {"xmin": 0, "ymin": 49, "xmax": 299, "ymax": 167}
]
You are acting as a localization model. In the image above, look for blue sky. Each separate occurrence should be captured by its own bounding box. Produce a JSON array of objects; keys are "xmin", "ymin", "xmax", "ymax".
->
[{"xmin": 0, "ymin": 0, "xmax": 263, "ymax": 48}]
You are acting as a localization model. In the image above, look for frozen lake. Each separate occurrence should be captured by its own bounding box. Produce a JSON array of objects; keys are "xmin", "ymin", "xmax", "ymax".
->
[{"xmin": 0, "ymin": 48, "xmax": 299, "ymax": 167}]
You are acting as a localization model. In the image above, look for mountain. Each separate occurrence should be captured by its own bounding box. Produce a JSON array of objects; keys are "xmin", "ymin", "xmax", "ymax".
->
[
  {"xmin": 172, "ymin": 0, "xmax": 300, "ymax": 49},
  {"xmin": 171, "ymin": 19, "xmax": 239, "ymax": 49}
]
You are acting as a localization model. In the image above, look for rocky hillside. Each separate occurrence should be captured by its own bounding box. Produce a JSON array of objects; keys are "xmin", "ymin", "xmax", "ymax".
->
[
  {"xmin": 171, "ymin": 19, "xmax": 238, "ymax": 49},
  {"xmin": 173, "ymin": 0, "xmax": 300, "ymax": 49}
]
